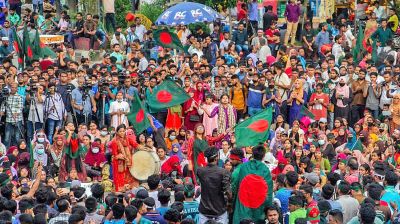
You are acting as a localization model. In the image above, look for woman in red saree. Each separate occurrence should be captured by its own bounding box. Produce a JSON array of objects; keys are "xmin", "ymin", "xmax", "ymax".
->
[
  {"xmin": 109, "ymin": 124, "xmax": 140, "ymax": 192},
  {"xmin": 187, "ymin": 123, "xmax": 229, "ymax": 185}
]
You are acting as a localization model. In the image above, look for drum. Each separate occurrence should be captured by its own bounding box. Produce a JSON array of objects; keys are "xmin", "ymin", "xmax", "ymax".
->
[{"xmin": 130, "ymin": 150, "xmax": 161, "ymax": 181}]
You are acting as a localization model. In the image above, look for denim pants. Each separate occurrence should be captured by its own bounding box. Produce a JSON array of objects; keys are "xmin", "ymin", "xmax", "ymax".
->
[
  {"xmin": 46, "ymin": 119, "xmax": 62, "ymax": 144},
  {"xmin": 4, "ymin": 121, "xmax": 23, "ymax": 148},
  {"xmin": 105, "ymin": 13, "xmax": 116, "ymax": 33},
  {"xmin": 33, "ymin": 3, "xmax": 43, "ymax": 14},
  {"xmin": 27, "ymin": 121, "xmax": 43, "ymax": 143},
  {"xmin": 96, "ymin": 30, "xmax": 107, "ymax": 45},
  {"xmin": 199, "ymin": 212, "xmax": 228, "ymax": 224},
  {"xmin": 235, "ymin": 44, "xmax": 248, "ymax": 54}
]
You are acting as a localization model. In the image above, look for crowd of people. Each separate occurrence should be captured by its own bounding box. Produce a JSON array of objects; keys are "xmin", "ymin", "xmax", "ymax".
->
[{"xmin": 0, "ymin": 0, "xmax": 398, "ymax": 223}]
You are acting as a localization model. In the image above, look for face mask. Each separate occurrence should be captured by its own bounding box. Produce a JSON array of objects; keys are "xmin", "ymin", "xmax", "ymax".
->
[
  {"xmin": 91, "ymin": 147, "xmax": 100, "ymax": 154},
  {"xmin": 382, "ymin": 111, "xmax": 391, "ymax": 116},
  {"xmin": 169, "ymin": 136, "xmax": 176, "ymax": 141},
  {"xmin": 117, "ymin": 99, "xmax": 123, "ymax": 103},
  {"xmin": 339, "ymin": 83, "xmax": 345, "ymax": 87},
  {"xmin": 37, "ymin": 137, "xmax": 45, "ymax": 143},
  {"xmin": 308, "ymin": 138, "xmax": 313, "ymax": 143},
  {"xmin": 318, "ymin": 140, "xmax": 325, "ymax": 145},
  {"xmin": 36, "ymin": 148, "xmax": 45, "ymax": 155},
  {"xmin": 100, "ymin": 131, "xmax": 108, "ymax": 136}
]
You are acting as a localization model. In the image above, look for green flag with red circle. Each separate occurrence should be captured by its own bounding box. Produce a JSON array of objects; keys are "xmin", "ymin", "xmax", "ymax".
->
[
  {"xmin": 127, "ymin": 92, "xmax": 151, "ymax": 134},
  {"xmin": 232, "ymin": 159, "xmax": 273, "ymax": 224},
  {"xmin": 23, "ymin": 25, "xmax": 34, "ymax": 62},
  {"xmin": 12, "ymin": 28, "xmax": 24, "ymax": 69},
  {"xmin": 147, "ymin": 80, "xmax": 190, "ymax": 110},
  {"xmin": 153, "ymin": 29, "xmax": 187, "ymax": 53},
  {"xmin": 234, "ymin": 107, "xmax": 273, "ymax": 147}
]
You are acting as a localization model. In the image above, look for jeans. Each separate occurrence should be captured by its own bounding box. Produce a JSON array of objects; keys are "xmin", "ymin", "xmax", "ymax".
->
[
  {"xmin": 84, "ymin": 33, "xmax": 97, "ymax": 49},
  {"xmin": 27, "ymin": 121, "xmax": 43, "ymax": 143},
  {"xmin": 4, "ymin": 122, "xmax": 23, "ymax": 148},
  {"xmin": 350, "ymin": 105, "xmax": 365, "ymax": 127},
  {"xmin": 96, "ymin": 30, "xmax": 107, "ymax": 46},
  {"xmin": 284, "ymin": 21, "xmax": 299, "ymax": 45},
  {"xmin": 248, "ymin": 107, "xmax": 263, "ymax": 116},
  {"xmin": 10, "ymin": 3, "xmax": 22, "ymax": 16},
  {"xmin": 46, "ymin": 119, "xmax": 62, "ymax": 144},
  {"xmin": 105, "ymin": 13, "xmax": 116, "ymax": 33},
  {"xmin": 67, "ymin": 32, "xmax": 81, "ymax": 49},
  {"xmin": 33, "ymin": 3, "xmax": 43, "ymax": 14},
  {"xmin": 369, "ymin": 108, "xmax": 380, "ymax": 119},
  {"xmin": 235, "ymin": 44, "xmax": 248, "ymax": 54},
  {"xmin": 199, "ymin": 212, "xmax": 228, "ymax": 224}
]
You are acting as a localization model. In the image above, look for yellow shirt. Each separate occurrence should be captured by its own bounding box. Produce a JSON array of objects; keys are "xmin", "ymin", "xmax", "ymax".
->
[{"xmin": 388, "ymin": 14, "xmax": 399, "ymax": 32}]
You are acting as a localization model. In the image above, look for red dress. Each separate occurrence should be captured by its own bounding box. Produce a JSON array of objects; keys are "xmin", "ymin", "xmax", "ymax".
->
[{"xmin": 109, "ymin": 136, "xmax": 139, "ymax": 192}]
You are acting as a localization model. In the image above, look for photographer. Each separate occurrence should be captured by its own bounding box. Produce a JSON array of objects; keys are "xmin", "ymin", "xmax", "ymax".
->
[
  {"xmin": 95, "ymin": 75, "xmax": 118, "ymax": 127},
  {"xmin": 26, "ymin": 84, "xmax": 46, "ymax": 143},
  {"xmin": 71, "ymin": 77, "xmax": 97, "ymax": 125},
  {"xmin": 44, "ymin": 83, "xmax": 67, "ymax": 144},
  {"xmin": 0, "ymin": 82, "xmax": 24, "ymax": 148}
]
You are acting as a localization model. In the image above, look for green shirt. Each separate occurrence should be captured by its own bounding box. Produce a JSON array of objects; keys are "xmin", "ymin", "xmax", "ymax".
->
[
  {"xmin": 371, "ymin": 27, "xmax": 393, "ymax": 47},
  {"xmin": 289, "ymin": 208, "xmax": 307, "ymax": 224},
  {"xmin": 7, "ymin": 14, "xmax": 20, "ymax": 26},
  {"xmin": 110, "ymin": 52, "xmax": 125, "ymax": 70}
]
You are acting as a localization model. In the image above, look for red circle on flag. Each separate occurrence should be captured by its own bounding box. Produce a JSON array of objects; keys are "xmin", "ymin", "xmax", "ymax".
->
[
  {"xmin": 18, "ymin": 58, "xmax": 23, "ymax": 64},
  {"xmin": 248, "ymin": 120, "xmax": 269, "ymax": 133},
  {"xmin": 136, "ymin": 109, "xmax": 145, "ymax": 123},
  {"xmin": 238, "ymin": 174, "xmax": 268, "ymax": 208},
  {"xmin": 159, "ymin": 31, "xmax": 172, "ymax": 45},
  {"xmin": 156, "ymin": 90, "xmax": 173, "ymax": 103}
]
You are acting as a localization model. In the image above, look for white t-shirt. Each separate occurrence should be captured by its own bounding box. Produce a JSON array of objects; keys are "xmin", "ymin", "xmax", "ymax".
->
[
  {"xmin": 274, "ymin": 72, "xmax": 291, "ymax": 101},
  {"xmin": 135, "ymin": 25, "xmax": 147, "ymax": 42}
]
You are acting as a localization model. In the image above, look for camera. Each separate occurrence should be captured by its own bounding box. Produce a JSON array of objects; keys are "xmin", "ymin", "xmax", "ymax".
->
[
  {"xmin": 66, "ymin": 84, "xmax": 74, "ymax": 93},
  {"xmin": 0, "ymin": 86, "xmax": 9, "ymax": 98},
  {"xmin": 99, "ymin": 78, "xmax": 111, "ymax": 94}
]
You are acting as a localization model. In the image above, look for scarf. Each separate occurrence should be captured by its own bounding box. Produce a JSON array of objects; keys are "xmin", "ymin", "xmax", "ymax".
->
[
  {"xmin": 335, "ymin": 79, "xmax": 350, "ymax": 107},
  {"xmin": 392, "ymin": 94, "xmax": 400, "ymax": 125},
  {"xmin": 217, "ymin": 104, "xmax": 236, "ymax": 134},
  {"xmin": 169, "ymin": 143, "xmax": 183, "ymax": 161},
  {"xmin": 161, "ymin": 155, "xmax": 182, "ymax": 176},
  {"xmin": 84, "ymin": 142, "xmax": 107, "ymax": 166},
  {"xmin": 289, "ymin": 79, "xmax": 304, "ymax": 105}
]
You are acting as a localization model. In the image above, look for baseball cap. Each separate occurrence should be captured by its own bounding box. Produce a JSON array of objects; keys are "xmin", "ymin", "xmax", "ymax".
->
[
  {"xmin": 304, "ymin": 172, "xmax": 320, "ymax": 185},
  {"xmin": 143, "ymin": 197, "xmax": 155, "ymax": 209}
]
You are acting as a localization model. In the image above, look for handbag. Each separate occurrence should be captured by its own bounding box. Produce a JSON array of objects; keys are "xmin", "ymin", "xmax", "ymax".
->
[{"xmin": 189, "ymin": 114, "xmax": 200, "ymax": 122}]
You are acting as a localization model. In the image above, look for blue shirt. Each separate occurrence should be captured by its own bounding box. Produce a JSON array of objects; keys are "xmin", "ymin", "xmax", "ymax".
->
[
  {"xmin": 183, "ymin": 201, "xmax": 200, "ymax": 223},
  {"xmin": 248, "ymin": 2, "xmax": 258, "ymax": 21},
  {"xmin": 156, "ymin": 206, "xmax": 169, "ymax": 217},
  {"xmin": 142, "ymin": 212, "xmax": 167, "ymax": 224},
  {"xmin": 275, "ymin": 188, "xmax": 292, "ymax": 224},
  {"xmin": 315, "ymin": 30, "xmax": 331, "ymax": 52},
  {"xmin": 104, "ymin": 219, "xmax": 125, "ymax": 224},
  {"xmin": 71, "ymin": 88, "xmax": 94, "ymax": 115},
  {"xmin": 381, "ymin": 186, "xmax": 400, "ymax": 211}
]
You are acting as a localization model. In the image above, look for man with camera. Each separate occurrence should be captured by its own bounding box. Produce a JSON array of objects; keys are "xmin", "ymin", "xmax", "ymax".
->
[
  {"xmin": 95, "ymin": 75, "xmax": 118, "ymax": 127},
  {"xmin": 44, "ymin": 83, "xmax": 66, "ymax": 143},
  {"xmin": 26, "ymin": 83, "xmax": 46, "ymax": 143},
  {"xmin": 0, "ymin": 82, "xmax": 24, "ymax": 148},
  {"xmin": 71, "ymin": 77, "xmax": 97, "ymax": 125}
]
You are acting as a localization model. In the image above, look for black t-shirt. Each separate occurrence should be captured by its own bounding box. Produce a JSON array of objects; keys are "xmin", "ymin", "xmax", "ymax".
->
[
  {"xmin": 302, "ymin": 29, "xmax": 315, "ymax": 43},
  {"xmin": 75, "ymin": 20, "xmax": 84, "ymax": 36}
]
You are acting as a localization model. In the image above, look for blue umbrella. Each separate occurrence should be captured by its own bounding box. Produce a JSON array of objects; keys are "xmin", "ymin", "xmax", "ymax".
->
[{"xmin": 155, "ymin": 2, "xmax": 224, "ymax": 26}]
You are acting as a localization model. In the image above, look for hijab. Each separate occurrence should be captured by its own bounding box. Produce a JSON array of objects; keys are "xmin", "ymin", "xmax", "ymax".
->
[
  {"xmin": 291, "ymin": 79, "xmax": 304, "ymax": 104},
  {"xmin": 161, "ymin": 155, "xmax": 182, "ymax": 176},
  {"xmin": 335, "ymin": 77, "xmax": 350, "ymax": 107},
  {"xmin": 84, "ymin": 142, "xmax": 106, "ymax": 166},
  {"xmin": 169, "ymin": 143, "xmax": 183, "ymax": 161}
]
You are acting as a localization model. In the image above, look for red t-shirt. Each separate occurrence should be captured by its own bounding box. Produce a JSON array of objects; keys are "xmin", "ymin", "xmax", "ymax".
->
[
  {"xmin": 265, "ymin": 28, "xmax": 279, "ymax": 44},
  {"xmin": 237, "ymin": 9, "xmax": 247, "ymax": 21}
]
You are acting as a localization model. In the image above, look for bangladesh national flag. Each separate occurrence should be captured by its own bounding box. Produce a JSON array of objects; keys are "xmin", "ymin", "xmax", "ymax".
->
[
  {"xmin": 153, "ymin": 29, "xmax": 186, "ymax": 53},
  {"xmin": 352, "ymin": 25, "xmax": 364, "ymax": 63},
  {"xmin": 23, "ymin": 25, "xmax": 34, "ymax": 62},
  {"xmin": 232, "ymin": 159, "xmax": 273, "ymax": 224},
  {"xmin": 33, "ymin": 29, "xmax": 57, "ymax": 59},
  {"xmin": 299, "ymin": 105, "xmax": 315, "ymax": 120},
  {"xmin": 127, "ymin": 92, "xmax": 151, "ymax": 134},
  {"xmin": 147, "ymin": 80, "xmax": 190, "ymax": 110},
  {"xmin": 234, "ymin": 107, "xmax": 273, "ymax": 147},
  {"xmin": 12, "ymin": 28, "xmax": 24, "ymax": 69}
]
